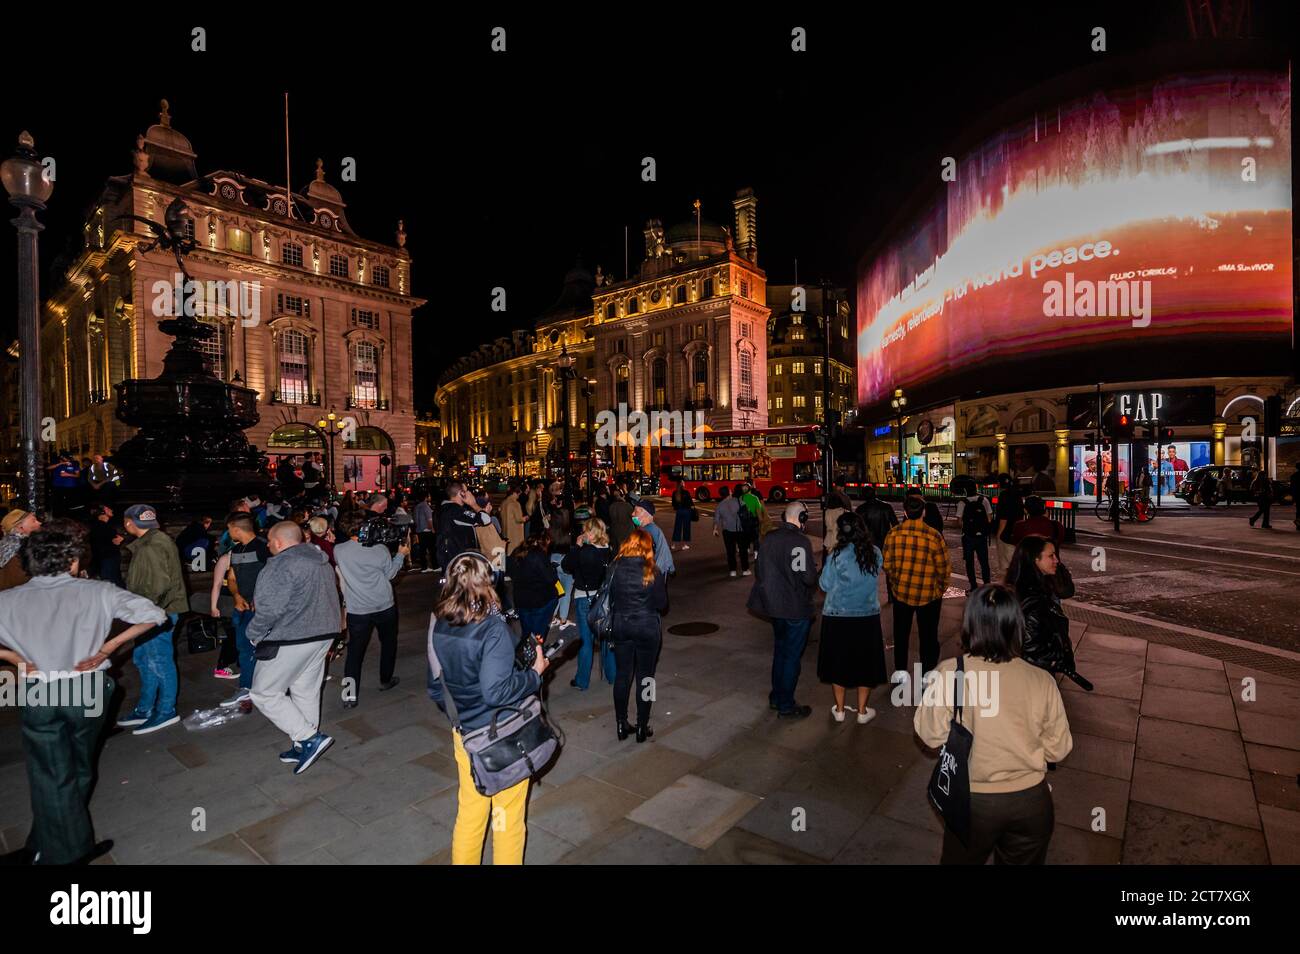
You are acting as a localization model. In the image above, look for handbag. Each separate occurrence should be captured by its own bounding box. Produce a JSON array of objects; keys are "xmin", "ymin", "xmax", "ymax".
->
[
  {"xmin": 585, "ymin": 559, "xmax": 617, "ymax": 645},
  {"xmin": 427, "ymin": 617, "xmax": 558, "ymax": 797},
  {"xmin": 185, "ymin": 615, "xmax": 226, "ymax": 654},
  {"xmin": 690, "ymin": 506, "xmax": 700, "ymax": 523},
  {"xmin": 926, "ymin": 654, "xmax": 973, "ymax": 845}
]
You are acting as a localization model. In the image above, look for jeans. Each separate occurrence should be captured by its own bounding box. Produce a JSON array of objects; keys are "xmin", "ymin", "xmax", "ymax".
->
[
  {"xmin": 961, "ymin": 534, "xmax": 990, "ymax": 589},
  {"xmin": 550, "ymin": 553, "xmax": 574, "ymax": 621},
  {"xmin": 20, "ymin": 673, "xmax": 114, "ymax": 864},
  {"xmin": 722, "ymin": 529, "xmax": 750, "ymax": 572},
  {"xmin": 612, "ymin": 627, "xmax": 662, "ymax": 727},
  {"xmin": 769, "ymin": 617, "xmax": 812, "ymax": 712},
  {"xmin": 893, "ymin": 599, "xmax": 942, "ymax": 674},
  {"xmin": 344, "ymin": 604, "xmax": 399, "ymax": 690},
  {"xmin": 517, "ymin": 599, "xmax": 558, "ymax": 641},
  {"xmin": 130, "ymin": 613, "xmax": 179, "ymax": 721},
  {"xmin": 573, "ymin": 595, "xmax": 616, "ymax": 689},
  {"xmin": 232, "ymin": 608, "xmax": 257, "ymax": 690},
  {"xmin": 672, "ymin": 508, "xmax": 692, "ymax": 542}
]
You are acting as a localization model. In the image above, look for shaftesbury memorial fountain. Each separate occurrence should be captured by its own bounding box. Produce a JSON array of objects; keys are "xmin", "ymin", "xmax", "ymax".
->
[{"xmin": 111, "ymin": 197, "xmax": 269, "ymax": 513}]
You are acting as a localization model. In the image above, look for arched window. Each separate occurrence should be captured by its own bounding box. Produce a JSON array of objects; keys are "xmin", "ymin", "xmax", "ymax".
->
[
  {"xmin": 344, "ymin": 425, "xmax": 394, "ymax": 451},
  {"xmin": 692, "ymin": 350, "xmax": 708, "ymax": 402},
  {"xmin": 351, "ymin": 340, "xmax": 380, "ymax": 408},
  {"xmin": 278, "ymin": 329, "xmax": 310, "ymax": 404},
  {"xmin": 268, "ymin": 424, "xmax": 325, "ymax": 449},
  {"xmin": 652, "ymin": 357, "xmax": 667, "ymax": 407},
  {"xmin": 738, "ymin": 349, "xmax": 753, "ymax": 400},
  {"xmin": 615, "ymin": 363, "xmax": 630, "ymax": 406},
  {"xmin": 197, "ymin": 317, "xmax": 227, "ymax": 380}
]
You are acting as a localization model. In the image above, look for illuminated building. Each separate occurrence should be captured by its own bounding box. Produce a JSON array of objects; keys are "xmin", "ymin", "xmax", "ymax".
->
[
  {"xmin": 38, "ymin": 101, "xmax": 426, "ymax": 491},
  {"xmin": 766, "ymin": 285, "xmax": 854, "ymax": 427},
  {"xmin": 438, "ymin": 189, "xmax": 770, "ymax": 475},
  {"xmin": 855, "ymin": 69, "xmax": 1294, "ymax": 493}
]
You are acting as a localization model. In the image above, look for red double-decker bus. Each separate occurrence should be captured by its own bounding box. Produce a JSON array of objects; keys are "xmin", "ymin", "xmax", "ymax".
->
[{"xmin": 658, "ymin": 426, "xmax": 822, "ymax": 502}]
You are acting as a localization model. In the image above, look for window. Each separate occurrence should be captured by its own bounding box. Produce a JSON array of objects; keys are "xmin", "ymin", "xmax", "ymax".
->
[
  {"xmin": 739, "ymin": 278, "xmax": 750, "ymax": 298},
  {"xmin": 197, "ymin": 317, "xmax": 226, "ymax": 380},
  {"xmin": 278, "ymin": 330, "xmax": 310, "ymax": 404},
  {"xmin": 814, "ymin": 361, "xmax": 823, "ymax": 376},
  {"xmin": 775, "ymin": 396, "xmax": 784, "ymax": 409},
  {"xmin": 740, "ymin": 322, "xmax": 751, "ymax": 338},
  {"xmin": 702, "ymin": 278, "xmax": 713, "ymax": 299},
  {"xmin": 814, "ymin": 394, "xmax": 823, "ymax": 409},
  {"xmin": 351, "ymin": 341, "xmax": 380, "ymax": 408},
  {"xmin": 793, "ymin": 395, "xmax": 806, "ymax": 408},
  {"xmin": 696, "ymin": 323, "xmax": 704, "ymax": 338},
  {"xmin": 616, "ymin": 363, "xmax": 629, "ymax": 406},
  {"xmin": 606, "ymin": 303, "xmax": 617, "ymax": 320},
  {"xmin": 840, "ymin": 320, "xmax": 849, "ymax": 338},
  {"xmin": 792, "ymin": 362, "xmax": 805, "ymax": 374},
  {"xmin": 615, "ymin": 339, "xmax": 626, "ymax": 354},
  {"xmin": 371, "ymin": 265, "xmax": 390, "ymax": 288},
  {"xmin": 351, "ymin": 308, "xmax": 378, "ymax": 329},
  {"xmin": 627, "ymin": 296, "xmax": 639, "ymax": 315},
  {"xmin": 182, "ymin": 218, "xmax": 196, "ymax": 241},
  {"xmin": 773, "ymin": 380, "xmax": 783, "ymax": 393},
  {"xmin": 791, "ymin": 314, "xmax": 802, "ymax": 325},
  {"xmin": 279, "ymin": 294, "xmax": 307, "ymax": 317},
  {"xmin": 282, "ymin": 243, "xmax": 303, "ymax": 267},
  {"xmin": 652, "ymin": 357, "xmax": 667, "ymax": 406},
  {"xmin": 791, "ymin": 328, "xmax": 805, "ymax": 341},
  {"xmin": 739, "ymin": 349, "xmax": 753, "ymax": 400},
  {"xmin": 692, "ymin": 351, "xmax": 708, "ymax": 401},
  {"xmin": 226, "ymin": 228, "xmax": 251, "ymax": 255},
  {"xmin": 675, "ymin": 285, "xmax": 687, "ymax": 304},
  {"xmin": 329, "ymin": 254, "xmax": 349, "ymax": 278}
]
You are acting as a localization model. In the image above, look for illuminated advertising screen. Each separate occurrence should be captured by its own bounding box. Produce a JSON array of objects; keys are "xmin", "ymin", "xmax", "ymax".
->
[
  {"xmin": 857, "ymin": 72, "xmax": 1292, "ymax": 410},
  {"xmin": 1071, "ymin": 442, "xmax": 1210, "ymax": 496}
]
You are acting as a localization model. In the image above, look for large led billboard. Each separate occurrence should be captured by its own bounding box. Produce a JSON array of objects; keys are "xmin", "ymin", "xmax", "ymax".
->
[{"xmin": 857, "ymin": 72, "xmax": 1293, "ymax": 410}]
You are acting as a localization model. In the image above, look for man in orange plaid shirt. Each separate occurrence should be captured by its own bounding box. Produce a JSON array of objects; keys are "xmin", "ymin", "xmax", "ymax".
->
[{"xmin": 882, "ymin": 495, "xmax": 951, "ymax": 682}]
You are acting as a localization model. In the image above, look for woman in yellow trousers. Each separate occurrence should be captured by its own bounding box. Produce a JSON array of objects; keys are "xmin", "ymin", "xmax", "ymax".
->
[{"xmin": 429, "ymin": 551, "xmax": 549, "ymax": 865}]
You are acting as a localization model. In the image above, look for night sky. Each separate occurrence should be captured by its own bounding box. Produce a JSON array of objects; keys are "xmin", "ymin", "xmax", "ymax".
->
[{"xmin": 0, "ymin": 5, "xmax": 1291, "ymax": 412}]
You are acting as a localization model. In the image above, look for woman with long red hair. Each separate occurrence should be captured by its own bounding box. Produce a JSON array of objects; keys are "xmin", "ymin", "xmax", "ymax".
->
[{"xmin": 608, "ymin": 528, "xmax": 668, "ymax": 742}]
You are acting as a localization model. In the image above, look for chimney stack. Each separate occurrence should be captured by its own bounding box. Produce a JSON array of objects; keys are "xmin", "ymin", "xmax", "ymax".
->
[{"xmin": 732, "ymin": 188, "xmax": 757, "ymax": 264}]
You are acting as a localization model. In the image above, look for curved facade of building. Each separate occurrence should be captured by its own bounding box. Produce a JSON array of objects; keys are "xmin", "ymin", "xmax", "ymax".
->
[{"xmin": 855, "ymin": 67, "xmax": 1295, "ymax": 492}]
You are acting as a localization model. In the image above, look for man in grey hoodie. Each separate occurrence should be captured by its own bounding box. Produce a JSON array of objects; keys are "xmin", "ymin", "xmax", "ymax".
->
[
  {"xmin": 334, "ymin": 513, "xmax": 409, "ymax": 707},
  {"xmin": 247, "ymin": 521, "xmax": 341, "ymax": 774}
]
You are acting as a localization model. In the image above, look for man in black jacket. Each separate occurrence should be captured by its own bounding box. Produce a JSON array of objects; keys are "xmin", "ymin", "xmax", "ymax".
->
[
  {"xmin": 437, "ymin": 481, "xmax": 491, "ymax": 572},
  {"xmin": 855, "ymin": 486, "xmax": 899, "ymax": 551},
  {"xmin": 747, "ymin": 503, "xmax": 818, "ymax": 719}
]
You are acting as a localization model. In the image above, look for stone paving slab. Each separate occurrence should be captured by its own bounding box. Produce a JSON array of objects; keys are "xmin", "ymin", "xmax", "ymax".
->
[{"xmin": 628, "ymin": 774, "xmax": 760, "ymax": 850}]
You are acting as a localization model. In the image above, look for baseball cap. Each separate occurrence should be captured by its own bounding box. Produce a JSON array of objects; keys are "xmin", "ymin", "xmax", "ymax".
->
[
  {"xmin": 1, "ymin": 509, "xmax": 32, "ymax": 534},
  {"xmin": 124, "ymin": 504, "xmax": 161, "ymax": 529},
  {"xmin": 635, "ymin": 498, "xmax": 656, "ymax": 516}
]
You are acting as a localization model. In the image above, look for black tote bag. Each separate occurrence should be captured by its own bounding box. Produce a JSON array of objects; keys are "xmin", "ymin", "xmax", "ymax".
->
[{"xmin": 927, "ymin": 654, "xmax": 973, "ymax": 845}]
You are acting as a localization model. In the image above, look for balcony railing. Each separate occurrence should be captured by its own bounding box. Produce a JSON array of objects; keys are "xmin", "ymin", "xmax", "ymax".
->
[
  {"xmin": 268, "ymin": 390, "xmax": 321, "ymax": 406},
  {"xmin": 737, "ymin": 395, "xmax": 759, "ymax": 410},
  {"xmin": 89, "ymin": 389, "xmax": 111, "ymax": 406},
  {"xmin": 346, "ymin": 396, "xmax": 391, "ymax": 411},
  {"xmin": 683, "ymin": 397, "xmax": 713, "ymax": 411}
]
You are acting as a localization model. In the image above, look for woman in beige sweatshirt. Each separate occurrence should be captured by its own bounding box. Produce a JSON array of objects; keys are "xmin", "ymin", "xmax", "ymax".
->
[{"xmin": 913, "ymin": 583, "xmax": 1073, "ymax": 864}]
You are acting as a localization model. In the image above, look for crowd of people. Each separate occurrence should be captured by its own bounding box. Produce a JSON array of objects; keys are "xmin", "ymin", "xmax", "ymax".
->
[{"xmin": 0, "ymin": 459, "xmax": 1281, "ymax": 868}]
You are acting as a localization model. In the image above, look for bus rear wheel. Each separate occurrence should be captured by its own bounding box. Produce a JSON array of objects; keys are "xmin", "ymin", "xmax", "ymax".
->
[
  {"xmin": 768, "ymin": 487, "xmax": 786, "ymax": 503},
  {"xmin": 695, "ymin": 487, "xmax": 711, "ymax": 502}
]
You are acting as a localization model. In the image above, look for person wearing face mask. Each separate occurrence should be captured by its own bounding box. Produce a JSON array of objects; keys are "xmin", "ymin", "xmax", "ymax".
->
[
  {"xmin": 629, "ymin": 499, "xmax": 674, "ymax": 578},
  {"xmin": 747, "ymin": 502, "xmax": 818, "ymax": 719}
]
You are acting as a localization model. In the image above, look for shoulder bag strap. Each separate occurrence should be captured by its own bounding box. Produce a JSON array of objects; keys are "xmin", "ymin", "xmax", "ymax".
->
[
  {"xmin": 953, "ymin": 654, "xmax": 965, "ymax": 727},
  {"xmin": 426, "ymin": 615, "xmax": 462, "ymax": 730}
]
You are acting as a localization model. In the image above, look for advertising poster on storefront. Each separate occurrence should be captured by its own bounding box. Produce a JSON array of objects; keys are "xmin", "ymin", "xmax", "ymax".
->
[{"xmin": 1072, "ymin": 442, "xmax": 1209, "ymax": 495}]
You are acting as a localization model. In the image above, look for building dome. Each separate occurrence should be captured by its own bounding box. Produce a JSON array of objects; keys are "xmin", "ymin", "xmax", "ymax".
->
[
  {"xmin": 141, "ymin": 100, "xmax": 198, "ymax": 184},
  {"xmin": 665, "ymin": 219, "xmax": 728, "ymax": 248},
  {"xmin": 305, "ymin": 158, "xmax": 345, "ymax": 207}
]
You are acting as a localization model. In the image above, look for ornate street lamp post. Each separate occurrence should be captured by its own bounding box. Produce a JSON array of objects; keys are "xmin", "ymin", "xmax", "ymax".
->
[
  {"xmin": 890, "ymin": 388, "xmax": 908, "ymax": 485},
  {"xmin": 557, "ymin": 342, "xmax": 576, "ymax": 486},
  {"xmin": 316, "ymin": 408, "xmax": 345, "ymax": 493},
  {"xmin": 1, "ymin": 132, "xmax": 53, "ymax": 514}
]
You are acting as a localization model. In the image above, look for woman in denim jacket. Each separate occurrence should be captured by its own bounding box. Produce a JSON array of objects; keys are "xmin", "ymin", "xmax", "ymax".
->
[{"xmin": 816, "ymin": 512, "xmax": 887, "ymax": 724}]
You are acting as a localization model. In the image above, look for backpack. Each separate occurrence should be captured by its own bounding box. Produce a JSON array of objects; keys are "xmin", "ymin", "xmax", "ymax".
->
[
  {"xmin": 961, "ymin": 498, "xmax": 990, "ymax": 537},
  {"xmin": 585, "ymin": 558, "xmax": 618, "ymax": 645}
]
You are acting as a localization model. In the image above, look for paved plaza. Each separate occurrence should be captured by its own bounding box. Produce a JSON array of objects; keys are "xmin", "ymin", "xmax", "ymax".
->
[{"xmin": 1, "ymin": 505, "xmax": 1297, "ymax": 865}]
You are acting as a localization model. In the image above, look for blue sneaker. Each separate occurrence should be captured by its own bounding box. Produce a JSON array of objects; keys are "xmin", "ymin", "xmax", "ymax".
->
[
  {"xmin": 116, "ymin": 710, "xmax": 150, "ymax": 728},
  {"xmin": 133, "ymin": 713, "xmax": 181, "ymax": 735},
  {"xmin": 279, "ymin": 743, "xmax": 302, "ymax": 764},
  {"xmin": 293, "ymin": 732, "xmax": 334, "ymax": 775}
]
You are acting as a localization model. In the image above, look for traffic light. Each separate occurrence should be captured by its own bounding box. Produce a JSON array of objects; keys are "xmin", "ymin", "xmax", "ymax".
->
[
  {"xmin": 1109, "ymin": 413, "xmax": 1134, "ymax": 441},
  {"xmin": 1158, "ymin": 426, "xmax": 1174, "ymax": 442}
]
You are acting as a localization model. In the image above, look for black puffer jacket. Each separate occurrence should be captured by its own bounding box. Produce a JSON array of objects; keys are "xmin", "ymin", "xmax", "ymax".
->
[
  {"xmin": 1017, "ymin": 564, "xmax": 1076, "ymax": 674},
  {"xmin": 609, "ymin": 557, "xmax": 667, "ymax": 638},
  {"xmin": 855, "ymin": 498, "xmax": 898, "ymax": 549}
]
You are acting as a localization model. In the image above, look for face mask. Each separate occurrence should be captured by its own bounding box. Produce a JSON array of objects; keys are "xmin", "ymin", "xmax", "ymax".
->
[{"xmin": 631, "ymin": 516, "xmax": 642, "ymax": 527}]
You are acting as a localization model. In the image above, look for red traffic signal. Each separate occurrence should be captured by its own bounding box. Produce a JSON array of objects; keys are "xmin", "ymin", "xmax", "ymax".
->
[{"xmin": 1159, "ymin": 426, "xmax": 1174, "ymax": 442}]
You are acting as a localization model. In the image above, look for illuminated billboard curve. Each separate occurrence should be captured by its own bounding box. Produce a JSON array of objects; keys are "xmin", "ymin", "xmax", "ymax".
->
[{"xmin": 856, "ymin": 72, "xmax": 1293, "ymax": 410}]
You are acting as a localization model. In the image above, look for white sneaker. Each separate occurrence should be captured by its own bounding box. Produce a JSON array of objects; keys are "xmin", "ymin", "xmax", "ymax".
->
[
  {"xmin": 682, "ymin": 544, "xmax": 690, "ymax": 551},
  {"xmin": 420, "ymin": 567, "xmax": 435, "ymax": 574},
  {"xmin": 830, "ymin": 705, "xmax": 846, "ymax": 723},
  {"xmin": 729, "ymin": 570, "xmax": 737, "ymax": 578},
  {"xmin": 742, "ymin": 569, "xmax": 752, "ymax": 577},
  {"xmin": 857, "ymin": 707, "xmax": 877, "ymax": 725}
]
